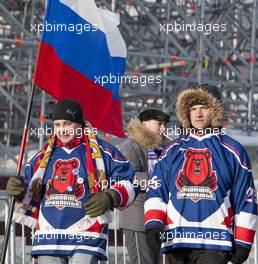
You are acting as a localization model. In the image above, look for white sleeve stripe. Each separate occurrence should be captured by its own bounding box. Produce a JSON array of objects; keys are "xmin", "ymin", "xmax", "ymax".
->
[
  {"xmin": 124, "ymin": 182, "xmax": 135, "ymax": 207},
  {"xmin": 163, "ymin": 238, "xmax": 232, "ymax": 247},
  {"xmin": 144, "ymin": 198, "xmax": 167, "ymax": 212},
  {"xmin": 235, "ymin": 239, "xmax": 253, "ymax": 245},
  {"xmin": 235, "ymin": 212, "xmax": 257, "ymax": 230},
  {"xmin": 32, "ymin": 244, "xmax": 106, "ymax": 255},
  {"xmin": 111, "ymin": 180, "xmax": 136, "ymax": 208}
]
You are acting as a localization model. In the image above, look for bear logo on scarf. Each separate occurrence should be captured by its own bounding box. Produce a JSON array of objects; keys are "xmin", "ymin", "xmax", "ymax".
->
[
  {"xmin": 45, "ymin": 158, "xmax": 85, "ymax": 209},
  {"xmin": 176, "ymin": 148, "xmax": 218, "ymax": 202}
]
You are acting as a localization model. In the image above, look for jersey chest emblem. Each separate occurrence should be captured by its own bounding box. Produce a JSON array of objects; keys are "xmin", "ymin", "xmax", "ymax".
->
[
  {"xmin": 45, "ymin": 158, "xmax": 85, "ymax": 210},
  {"xmin": 176, "ymin": 148, "xmax": 218, "ymax": 202}
]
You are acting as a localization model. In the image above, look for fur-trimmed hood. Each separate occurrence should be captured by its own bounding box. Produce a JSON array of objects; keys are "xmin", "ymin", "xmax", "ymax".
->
[
  {"xmin": 127, "ymin": 118, "xmax": 162, "ymax": 150},
  {"xmin": 176, "ymin": 88, "xmax": 224, "ymax": 128}
]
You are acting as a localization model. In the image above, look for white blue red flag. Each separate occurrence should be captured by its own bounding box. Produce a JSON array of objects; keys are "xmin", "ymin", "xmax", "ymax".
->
[{"xmin": 33, "ymin": 0, "xmax": 126, "ymax": 137}]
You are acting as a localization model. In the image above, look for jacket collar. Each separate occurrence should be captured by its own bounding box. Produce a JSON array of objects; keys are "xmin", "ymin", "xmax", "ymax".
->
[{"xmin": 127, "ymin": 118, "xmax": 162, "ymax": 150}]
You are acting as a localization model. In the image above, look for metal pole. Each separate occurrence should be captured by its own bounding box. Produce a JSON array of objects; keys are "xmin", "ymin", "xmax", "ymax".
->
[
  {"xmin": 123, "ymin": 232, "xmax": 126, "ymax": 264},
  {"xmin": 197, "ymin": 0, "xmax": 205, "ymax": 85},
  {"xmin": 0, "ymin": 197, "xmax": 10, "ymax": 264},
  {"xmin": 111, "ymin": 0, "xmax": 116, "ymax": 12},
  {"xmin": 106, "ymin": 230, "xmax": 109, "ymax": 264},
  {"xmin": 25, "ymin": 0, "xmax": 36, "ymax": 162},
  {"xmin": 10, "ymin": 220, "xmax": 15, "ymax": 264},
  {"xmin": 0, "ymin": 3, "xmax": 35, "ymax": 40},
  {"xmin": 5, "ymin": 71, "xmax": 16, "ymax": 167},
  {"xmin": 247, "ymin": 0, "xmax": 257, "ymax": 135},
  {"xmin": 22, "ymin": 224, "xmax": 25, "ymax": 264},
  {"xmin": 0, "ymin": 38, "xmax": 37, "ymax": 46},
  {"xmin": 39, "ymin": 91, "xmax": 46, "ymax": 149},
  {"xmin": 162, "ymin": 1, "xmax": 170, "ymax": 111},
  {"xmin": 132, "ymin": 0, "xmax": 188, "ymax": 56},
  {"xmin": 128, "ymin": 51, "xmax": 195, "ymax": 61},
  {"xmin": 0, "ymin": 84, "xmax": 36, "ymax": 264},
  {"xmin": 5, "ymin": 79, "xmax": 11, "ymax": 164},
  {"xmin": 114, "ymin": 209, "xmax": 118, "ymax": 264},
  {"xmin": 31, "ymin": 228, "xmax": 35, "ymax": 264}
]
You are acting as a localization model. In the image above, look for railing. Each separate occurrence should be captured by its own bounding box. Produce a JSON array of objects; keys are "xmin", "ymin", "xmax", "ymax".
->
[{"xmin": 0, "ymin": 191, "xmax": 15, "ymax": 264}]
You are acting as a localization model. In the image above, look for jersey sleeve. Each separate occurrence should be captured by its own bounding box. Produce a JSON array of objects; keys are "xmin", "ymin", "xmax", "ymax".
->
[
  {"xmin": 24, "ymin": 152, "xmax": 41, "ymax": 185},
  {"xmin": 99, "ymin": 139, "xmax": 140, "ymax": 209},
  {"xmin": 231, "ymin": 145, "xmax": 257, "ymax": 249},
  {"xmin": 144, "ymin": 154, "xmax": 170, "ymax": 230}
]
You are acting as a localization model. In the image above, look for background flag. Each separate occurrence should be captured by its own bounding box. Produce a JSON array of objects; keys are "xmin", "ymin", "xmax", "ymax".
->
[{"xmin": 33, "ymin": 0, "xmax": 127, "ymax": 137}]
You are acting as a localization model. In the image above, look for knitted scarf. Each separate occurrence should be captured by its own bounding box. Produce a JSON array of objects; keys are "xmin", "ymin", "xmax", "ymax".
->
[{"xmin": 14, "ymin": 123, "xmax": 112, "ymax": 228}]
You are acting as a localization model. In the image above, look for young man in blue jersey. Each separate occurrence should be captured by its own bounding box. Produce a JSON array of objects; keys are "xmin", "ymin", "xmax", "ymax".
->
[
  {"xmin": 144, "ymin": 86, "xmax": 257, "ymax": 264},
  {"xmin": 6, "ymin": 99, "xmax": 138, "ymax": 264}
]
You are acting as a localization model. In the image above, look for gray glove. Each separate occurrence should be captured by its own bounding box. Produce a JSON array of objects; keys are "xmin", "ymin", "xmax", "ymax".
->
[
  {"xmin": 6, "ymin": 176, "xmax": 26, "ymax": 199},
  {"xmin": 84, "ymin": 190, "xmax": 117, "ymax": 218}
]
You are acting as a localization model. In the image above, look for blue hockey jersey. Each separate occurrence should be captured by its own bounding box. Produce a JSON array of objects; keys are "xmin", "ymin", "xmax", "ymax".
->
[
  {"xmin": 144, "ymin": 131, "xmax": 257, "ymax": 253},
  {"xmin": 24, "ymin": 138, "xmax": 138, "ymax": 260}
]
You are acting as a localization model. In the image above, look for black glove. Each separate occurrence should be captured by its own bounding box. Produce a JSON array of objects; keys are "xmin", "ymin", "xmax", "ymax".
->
[
  {"xmin": 83, "ymin": 190, "xmax": 117, "ymax": 218},
  {"xmin": 230, "ymin": 245, "xmax": 251, "ymax": 264},
  {"xmin": 6, "ymin": 176, "xmax": 26, "ymax": 199},
  {"xmin": 146, "ymin": 227, "xmax": 162, "ymax": 251}
]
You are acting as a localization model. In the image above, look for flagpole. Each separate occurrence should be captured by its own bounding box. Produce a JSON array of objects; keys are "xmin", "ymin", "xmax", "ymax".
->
[
  {"xmin": 0, "ymin": 83, "xmax": 36, "ymax": 264},
  {"xmin": 112, "ymin": 0, "xmax": 116, "ymax": 12}
]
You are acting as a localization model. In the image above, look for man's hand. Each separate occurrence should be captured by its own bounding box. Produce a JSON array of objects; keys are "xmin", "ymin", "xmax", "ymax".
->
[
  {"xmin": 84, "ymin": 190, "xmax": 116, "ymax": 218},
  {"xmin": 6, "ymin": 176, "xmax": 26, "ymax": 199},
  {"xmin": 146, "ymin": 227, "xmax": 162, "ymax": 251},
  {"xmin": 230, "ymin": 245, "xmax": 250, "ymax": 264}
]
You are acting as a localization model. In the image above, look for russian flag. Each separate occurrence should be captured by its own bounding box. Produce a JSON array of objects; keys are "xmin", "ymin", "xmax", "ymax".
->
[{"xmin": 33, "ymin": 0, "xmax": 126, "ymax": 137}]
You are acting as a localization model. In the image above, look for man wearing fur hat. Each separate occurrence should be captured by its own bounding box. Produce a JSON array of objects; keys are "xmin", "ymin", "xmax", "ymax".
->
[
  {"xmin": 6, "ymin": 99, "xmax": 139, "ymax": 264},
  {"xmin": 118, "ymin": 108, "xmax": 170, "ymax": 264},
  {"xmin": 144, "ymin": 86, "xmax": 257, "ymax": 264}
]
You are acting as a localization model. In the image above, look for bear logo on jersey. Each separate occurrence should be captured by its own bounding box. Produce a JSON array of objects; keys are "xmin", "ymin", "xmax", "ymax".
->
[
  {"xmin": 176, "ymin": 148, "xmax": 218, "ymax": 202},
  {"xmin": 45, "ymin": 158, "xmax": 85, "ymax": 210}
]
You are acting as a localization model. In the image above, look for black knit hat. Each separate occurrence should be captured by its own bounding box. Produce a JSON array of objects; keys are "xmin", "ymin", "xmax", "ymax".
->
[
  {"xmin": 201, "ymin": 84, "xmax": 222, "ymax": 102},
  {"xmin": 138, "ymin": 108, "xmax": 170, "ymax": 123},
  {"xmin": 52, "ymin": 99, "xmax": 84, "ymax": 125}
]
